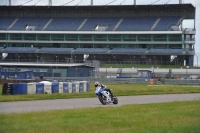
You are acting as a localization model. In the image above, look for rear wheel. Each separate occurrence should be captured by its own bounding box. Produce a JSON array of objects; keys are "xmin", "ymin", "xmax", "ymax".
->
[{"xmin": 113, "ymin": 96, "xmax": 118, "ymax": 104}]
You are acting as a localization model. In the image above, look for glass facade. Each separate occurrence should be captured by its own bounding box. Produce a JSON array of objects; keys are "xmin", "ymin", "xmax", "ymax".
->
[
  {"xmin": 2, "ymin": 33, "xmax": 183, "ymax": 41},
  {"xmin": 0, "ymin": 33, "xmax": 184, "ymax": 49}
]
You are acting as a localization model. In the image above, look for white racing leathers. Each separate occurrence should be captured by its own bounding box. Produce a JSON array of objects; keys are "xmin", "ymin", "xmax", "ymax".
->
[{"xmin": 95, "ymin": 86, "xmax": 112, "ymax": 103}]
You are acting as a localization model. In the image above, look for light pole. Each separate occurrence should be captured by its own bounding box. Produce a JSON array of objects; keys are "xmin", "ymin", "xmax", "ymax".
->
[{"xmin": 195, "ymin": 53, "xmax": 198, "ymax": 68}]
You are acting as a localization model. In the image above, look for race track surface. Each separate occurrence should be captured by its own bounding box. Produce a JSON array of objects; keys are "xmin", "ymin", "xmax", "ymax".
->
[{"xmin": 0, "ymin": 93, "xmax": 200, "ymax": 114}]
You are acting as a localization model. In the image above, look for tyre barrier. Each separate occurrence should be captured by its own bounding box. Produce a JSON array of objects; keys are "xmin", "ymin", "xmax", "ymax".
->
[{"xmin": 2, "ymin": 81, "xmax": 90, "ymax": 95}]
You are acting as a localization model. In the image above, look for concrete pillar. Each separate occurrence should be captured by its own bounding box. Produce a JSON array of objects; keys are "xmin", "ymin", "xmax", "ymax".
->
[
  {"xmin": 9, "ymin": 0, "xmax": 11, "ymax": 6},
  {"xmin": 91, "ymin": 0, "xmax": 93, "ymax": 6},
  {"xmin": 49, "ymin": 0, "xmax": 52, "ymax": 6}
]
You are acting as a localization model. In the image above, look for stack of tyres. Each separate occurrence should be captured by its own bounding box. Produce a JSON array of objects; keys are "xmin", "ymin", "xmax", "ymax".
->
[
  {"xmin": 2, "ymin": 83, "xmax": 8, "ymax": 95},
  {"xmin": 2, "ymin": 83, "xmax": 12, "ymax": 95},
  {"xmin": 7, "ymin": 83, "xmax": 13, "ymax": 95}
]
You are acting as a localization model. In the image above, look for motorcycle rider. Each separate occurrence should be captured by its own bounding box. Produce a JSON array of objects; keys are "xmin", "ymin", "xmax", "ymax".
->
[{"xmin": 94, "ymin": 81, "xmax": 114, "ymax": 97}]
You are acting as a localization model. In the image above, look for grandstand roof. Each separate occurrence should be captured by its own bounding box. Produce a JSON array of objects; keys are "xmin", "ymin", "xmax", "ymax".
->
[
  {"xmin": 0, "ymin": 4, "xmax": 194, "ymax": 12},
  {"xmin": 0, "ymin": 63, "xmax": 94, "ymax": 68},
  {"xmin": 0, "ymin": 4, "xmax": 195, "ymax": 19}
]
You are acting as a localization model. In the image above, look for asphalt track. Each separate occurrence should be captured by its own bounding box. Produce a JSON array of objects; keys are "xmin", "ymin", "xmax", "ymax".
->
[{"xmin": 0, "ymin": 93, "xmax": 200, "ymax": 114}]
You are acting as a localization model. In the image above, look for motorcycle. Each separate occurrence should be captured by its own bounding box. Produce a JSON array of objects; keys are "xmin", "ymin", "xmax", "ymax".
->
[{"xmin": 95, "ymin": 86, "xmax": 118, "ymax": 105}]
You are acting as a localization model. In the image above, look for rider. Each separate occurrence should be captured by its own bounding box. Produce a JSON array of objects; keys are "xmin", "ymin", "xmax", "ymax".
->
[{"xmin": 94, "ymin": 81, "xmax": 113, "ymax": 97}]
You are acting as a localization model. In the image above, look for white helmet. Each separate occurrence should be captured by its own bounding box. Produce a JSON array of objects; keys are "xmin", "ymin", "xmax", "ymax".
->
[{"xmin": 94, "ymin": 81, "xmax": 100, "ymax": 87}]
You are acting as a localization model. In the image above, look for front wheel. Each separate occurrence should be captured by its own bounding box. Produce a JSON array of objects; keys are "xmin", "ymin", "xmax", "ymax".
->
[{"xmin": 98, "ymin": 95, "xmax": 107, "ymax": 105}]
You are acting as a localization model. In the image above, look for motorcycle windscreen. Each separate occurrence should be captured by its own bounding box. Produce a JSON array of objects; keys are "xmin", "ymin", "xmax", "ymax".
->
[{"xmin": 95, "ymin": 87, "xmax": 103, "ymax": 95}]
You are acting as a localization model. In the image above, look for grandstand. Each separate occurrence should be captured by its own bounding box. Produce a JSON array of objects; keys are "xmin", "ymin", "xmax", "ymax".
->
[{"xmin": 0, "ymin": 3, "xmax": 196, "ymax": 78}]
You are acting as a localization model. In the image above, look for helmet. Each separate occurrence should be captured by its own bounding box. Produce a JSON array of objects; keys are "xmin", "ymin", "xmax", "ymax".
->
[{"xmin": 94, "ymin": 81, "xmax": 100, "ymax": 87}]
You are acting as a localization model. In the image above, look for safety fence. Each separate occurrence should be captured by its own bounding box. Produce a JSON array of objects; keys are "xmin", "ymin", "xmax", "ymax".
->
[{"xmin": 44, "ymin": 77, "xmax": 200, "ymax": 85}]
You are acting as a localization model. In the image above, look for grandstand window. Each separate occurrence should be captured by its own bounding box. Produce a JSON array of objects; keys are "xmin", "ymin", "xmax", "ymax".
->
[
  {"xmin": 154, "ymin": 44, "xmax": 167, "ymax": 49},
  {"xmin": 108, "ymin": 34, "xmax": 121, "ymax": 41},
  {"xmin": 37, "ymin": 34, "xmax": 50, "ymax": 41},
  {"xmin": 24, "ymin": 34, "xmax": 36, "ymax": 40},
  {"xmin": 65, "ymin": 34, "xmax": 78, "ymax": 41},
  {"xmin": 93, "ymin": 44, "xmax": 107, "ymax": 48},
  {"xmin": 9, "ymin": 11, "xmax": 18, "ymax": 17},
  {"xmin": 92, "ymin": 12, "xmax": 103, "ymax": 17},
  {"xmin": 33, "ymin": 68, "xmax": 47, "ymax": 72},
  {"xmin": 61, "ymin": 69, "xmax": 67, "ymax": 77},
  {"xmin": 123, "ymin": 35, "xmax": 136, "ymax": 41},
  {"xmin": 25, "ymin": 12, "xmax": 36, "ymax": 17},
  {"xmin": 10, "ymin": 34, "xmax": 22, "ymax": 40},
  {"xmin": 64, "ymin": 44, "xmax": 79, "ymax": 48},
  {"xmin": 0, "ymin": 43, "xmax": 5, "ymax": 47},
  {"xmin": 168, "ymin": 34, "xmax": 182, "ymax": 41},
  {"xmin": 138, "ymin": 35, "xmax": 151, "ymax": 41},
  {"xmin": 94, "ymin": 34, "xmax": 107, "ymax": 41},
  {"xmin": 109, "ymin": 44, "xmax": 122, "ymax": 48},
  {"xmin": 77, "ymin": 12, "xmax": 86, "ymax": 17},
  {"xmin": 9, "ymin": 44, "xmax": 20, "ymax": 47},
  {"xmin": 0, "ymin": 34, "xmax": 6, "ymax": 40},
  {"xmin": 51, "ymin": 34, "xmax": 64, "ymax": 41},
  {"xmin": 37, "ymin": 12, "xmax": 48, "ymax": 17},
  {"xmin": 169, "ymin": 44, "xmax": 182, "ymax": 49},
  {"xmin": 79, "ymin": 34, "xmax": 92, "ymax": 41},
  {"xmin": 123, "ymin": 44, "xmax": 136, "ymax": 48},
  {"xmin": 80, "ymin": 44, "xmax": 93, "ymax": 48},
  {"xmin": 153, "ymin": 34, "xmax": 167, "ymax": 41}
]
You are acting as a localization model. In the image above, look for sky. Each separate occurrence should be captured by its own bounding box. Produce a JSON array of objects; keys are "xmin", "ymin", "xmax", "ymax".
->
[{"xmin": 0, "ymin": 0, "xmax": 199, "ymax": 65}]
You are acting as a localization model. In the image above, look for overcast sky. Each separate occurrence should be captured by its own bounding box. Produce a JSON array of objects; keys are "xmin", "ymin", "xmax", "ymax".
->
[{"xmin": 0, "ymin": 0, "xmax": 199, "ymax": 64}]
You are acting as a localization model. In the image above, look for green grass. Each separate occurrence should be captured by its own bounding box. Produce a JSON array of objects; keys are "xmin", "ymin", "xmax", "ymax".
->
[
  {"xmin": 0, "ymin": 100, "xmax": 199, "ymax": 133},
  {"xmin": 0, "ymin": 84, "xmax": 200, "ymax": 102}
]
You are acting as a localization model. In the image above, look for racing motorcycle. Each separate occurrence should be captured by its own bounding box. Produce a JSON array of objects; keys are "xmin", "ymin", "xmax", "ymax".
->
[{"xmin": 95, "ymin": 86, "xmax": 118, "ymax": 105}]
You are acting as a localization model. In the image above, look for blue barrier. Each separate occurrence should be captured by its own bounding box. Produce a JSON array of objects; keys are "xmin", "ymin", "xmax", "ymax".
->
[
  {"xmin": 12, "ymin": 83, "xmax": 27, "ymax": 95},
  {"xmin": 52, "ymin": 82, "xmax": 59, "ymax": 93},
  {"xmin": 36, "ymin": 82, "xmax": 44, "ymax": 94},
  {"xmin": 63, "ymin": 82, "xmax": 69, "ymax": 93},
  {"xmin": 79, "ymin": 82, "xmax": 84, "ymax": 92}
]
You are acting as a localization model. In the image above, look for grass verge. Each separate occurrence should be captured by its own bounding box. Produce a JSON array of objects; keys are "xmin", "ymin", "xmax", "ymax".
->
[
  {"xmin": 0, "ymin": 100, "xmax": 199, "ymax": 133},
  {"xmin": 0, "ymin": 84, "xmax": 200, "ymax": 102}
]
